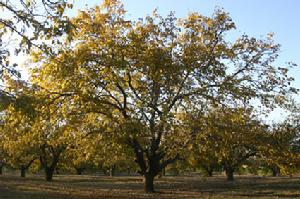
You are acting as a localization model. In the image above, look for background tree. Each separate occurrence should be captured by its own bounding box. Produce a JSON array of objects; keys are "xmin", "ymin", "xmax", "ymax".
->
[
  {"xmin": 258, "ymin": 122, "xmax": 300, "ymax": 176},
  {"xmin": 189, "ymin": 141, "xmax": 220, "ymax": 177},
  {"xmin": 1, "ymin": 105, "xmax": 37, "ymax": 178},
  {"xmin": 194, "ymin": 106, "xmax": 265, "ymax": 181},
  {"xmin": 61, "ymin": 135, "xmax": 92, "ymax": 175},
  {"xmin": 0, "ymin": 131, "xmax": 7, "ymax": 175},
  {"xmin": 0, "ymin": 74, "xmax": 38, "ymax": 176},
  {"xmin": 1, "ymin": 73, "xmax": 80, "ymax": 181},
  {"xmin": 32, "ymin": 97, "xmax": 79, "ymax": 181}
]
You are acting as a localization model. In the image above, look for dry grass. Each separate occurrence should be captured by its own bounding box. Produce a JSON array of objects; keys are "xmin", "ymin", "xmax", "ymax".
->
[{"xmin": 0, "ymin": 174, "xmax": 300, "ymax": 198}]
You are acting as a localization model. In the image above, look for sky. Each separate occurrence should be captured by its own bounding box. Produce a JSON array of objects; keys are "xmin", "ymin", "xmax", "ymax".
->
[{"xmin": 70, "ymin": 0, "xmax": 300, "ymax": 122}]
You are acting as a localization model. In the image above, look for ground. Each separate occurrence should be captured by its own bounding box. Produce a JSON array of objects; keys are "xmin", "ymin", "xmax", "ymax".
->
[{"xmin": 0, "ymin": 175, "xmax": 300, "ymax": 199}]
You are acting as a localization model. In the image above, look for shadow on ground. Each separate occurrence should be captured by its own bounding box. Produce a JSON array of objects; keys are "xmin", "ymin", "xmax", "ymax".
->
[{"xmin": 0, "ymin": 175, "xmax": 300, "ymax": 198}]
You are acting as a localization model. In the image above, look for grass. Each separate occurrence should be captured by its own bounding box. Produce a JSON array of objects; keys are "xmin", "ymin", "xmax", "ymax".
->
[{"xmin": 0, "ymin": 174, "xmax": 300, "ymax": 198}]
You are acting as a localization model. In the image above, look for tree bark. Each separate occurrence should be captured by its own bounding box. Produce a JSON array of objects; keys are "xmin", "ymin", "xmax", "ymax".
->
[
  {"xmin": 207, "ymin": 169, "xmax": 213, "ymax": 177},
  {"xmin": 75, "ymin": 168, "xmax": 83, "ymax": 175},
  {"xmin": 0, "ymin": 165, "xmax": 3, "ymax": 175},
  {"xmin": 271, "ymin": 166, "xmax": 280, "ymax": 177},
  {"xmin": 225, "ymin": 166, "xmax": 234, "ymax": 181},
  {"xmin": 127, "ymin": 167, "xmax": 130, "ymax": 175},
  {"xmin": 127, "ymin": 137, "xmax": 180, "ymax": 193},
  {"xmin": 109, "ymin": 165, "xmax": 116, "ymax": 177},
  {"xmin": 20, "ymin": 165, "xmax": 26, "ymax": 177},
  {"xmin": 39, "ymin": 144, "xmax": 64, "ymax": 182},
  {"xmin": 162, "ymin": 167, "xmax": 166, "ymax": 176},
  {"xmin": 144, "ymin": 174, "xmax": 155, "ymax": 193},
  {"xmin": 45, "ymin": 167, "xmax": 54, "ymax": 181}
]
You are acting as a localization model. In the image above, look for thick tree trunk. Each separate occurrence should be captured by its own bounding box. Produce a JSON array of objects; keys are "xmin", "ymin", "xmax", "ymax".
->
[
  {"xmin": 45, "ymin": 167, "xmax": 54, "ymax": 181},
  {"xmin": 20, "ymin": 165, "xmax": 26, "ymax": 177},
  {"xmin": 225, "ymin": 166, "xmax": 234, "ymax": 181},
  {"xmin": 39, "ymin": 144, "xmax": 64, "ymax": 182},
  {"xmin": 144, "ymin": 174, "xmax": 155, "ymax": 193},
  {"xmin": 128, "ymin": 137, "xmax": 179, "ymax": 193}
]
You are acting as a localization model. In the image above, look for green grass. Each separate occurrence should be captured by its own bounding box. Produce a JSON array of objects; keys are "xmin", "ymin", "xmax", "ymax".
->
[{"xmin": 0, "ymin": 174, "xmax": 300, "ymax": 198}]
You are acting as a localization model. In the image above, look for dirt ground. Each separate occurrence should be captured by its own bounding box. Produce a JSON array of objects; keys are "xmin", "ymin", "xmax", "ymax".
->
[{"xmin": 0, "ymin": 175, "xmax": 300, "ymax": 198}]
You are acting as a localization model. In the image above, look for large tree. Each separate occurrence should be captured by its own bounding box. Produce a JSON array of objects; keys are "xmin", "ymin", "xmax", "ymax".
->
[{"xmin": 29, "ymin": 0, "xmax": 296, "ymax": 192}]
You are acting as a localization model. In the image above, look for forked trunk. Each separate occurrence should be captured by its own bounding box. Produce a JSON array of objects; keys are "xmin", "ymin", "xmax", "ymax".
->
[{"xmin": 128, "ymin": 137, "xmax": 179, "ymax": 193}]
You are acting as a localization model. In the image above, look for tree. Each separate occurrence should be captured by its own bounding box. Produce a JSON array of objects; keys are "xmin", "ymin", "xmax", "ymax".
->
[
  {"xmin": 1, "ymin": 74, "xmax": 79, "ymax": 181},
  {"xmin": 0, "ymin": 135, "xmax": 7, "ymax": 175},
  {"xmin": 193, "ymin": 106, "xmax": 266, "ymax": 181},
  {"xmin": 61, "ymin": 135, "xmax": 92, "ymax": 175},
  {"xmin": 33, "ymin": 97, "xmax": 78, "ymax": 181},
  {"xmin": 258, "ymin": 122, "xmax": 300, "ymax": 176},
  {"xmin": 29, "ymin": 0, "xmax": 296, "ymax": 192},
  {"xmin": 0, "ymin": 74, "xmax": 39, "ymax": 177},
  {"xmin": 183, "ymin": 110, "xmax": 219, "ymax": 177},
  {"xmin": 189, "ymin": 141, "xmax": 220, "ymax": 177},
  {"xmin": 1, "ymin": 105, "xmax": 37, "ymax": 178}
]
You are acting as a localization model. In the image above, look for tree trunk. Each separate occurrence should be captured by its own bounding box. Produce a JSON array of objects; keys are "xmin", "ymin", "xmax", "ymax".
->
[
  {"xmin": 127, "ymin": 167, "xmax": 130, "ymax": 175},
  {"xmin": 128, "ymin": 138, "xmax": 179, "ymax": 193},
  {"xmin": 20, "ymin": 165, "xmax": 26, "ymax": 178},
  {"xmin": 75, "ymin": 168, "xmax": 83, "ymax": 175},
  {"xmin": 271, "ymin": 166, "xmax": 280, "ymax": 177},
  {"xmin": 45, "ymin": 167, "xmax": 54, "ymax": 181},
  {"xmin": 144, "ymin": 174, "xmax": 155, "ymax": 193},
  {"xmin": 225, "ymin": 166, "xmax": 234, "ymax": 181},
  {"xmin": 207, "ymin": 169, "xmax": 213, "ymax": 177},
  {"xmin": 0, "ymin": 165, "xmax": 3, "ymax": 175},
  {"xmin": 109, "ymin": 165, "xmax": 116, "ymax": 177}
]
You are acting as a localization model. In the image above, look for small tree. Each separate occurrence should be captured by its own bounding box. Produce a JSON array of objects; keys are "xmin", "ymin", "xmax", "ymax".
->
[
  {"xmin": 1, "ymin": 76, "xmax": 76, "ymax": 181},
  {"xmin": 194, "ymin": 107, "xmax": 265, "ymax": 181},
  {"xmin": 258, "ymin": 122, "xmax": 300, "ymax": 176}
]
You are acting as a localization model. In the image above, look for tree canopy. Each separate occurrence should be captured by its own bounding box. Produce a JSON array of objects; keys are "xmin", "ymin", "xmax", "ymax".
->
[{"xmin": 0, "ymin": 0, "xmax": 299, "ymax": 193}]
